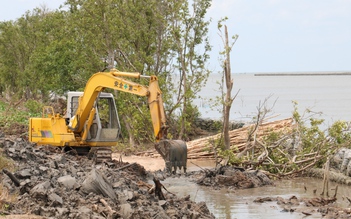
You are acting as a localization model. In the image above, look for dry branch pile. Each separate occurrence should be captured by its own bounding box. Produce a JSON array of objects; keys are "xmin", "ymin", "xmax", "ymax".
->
[
  {"xmin": 187, "ymin": 118, "xmax": 294, "ymax": 159},
  {"xmin": 142, "ymin": 117, "xmax": 334, "ymax": 177}
]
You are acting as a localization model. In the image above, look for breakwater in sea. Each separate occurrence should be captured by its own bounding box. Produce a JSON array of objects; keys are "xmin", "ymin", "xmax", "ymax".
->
[
  {"xmin": 195, "ymin": 72, "xmax": 351, "ymax": 128},
  {"xmin": 195, "ymin": 118, "xmax": 244, "ymax": 132},
  {"xmin": 254, "ymin": 71, "xmax": 351, "ymax": 76}
]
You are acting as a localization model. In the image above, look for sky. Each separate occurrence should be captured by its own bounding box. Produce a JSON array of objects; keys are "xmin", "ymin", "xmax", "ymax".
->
[{"xmin": 1, "ymin": 0, "xmax": 350, "ymax": 73}]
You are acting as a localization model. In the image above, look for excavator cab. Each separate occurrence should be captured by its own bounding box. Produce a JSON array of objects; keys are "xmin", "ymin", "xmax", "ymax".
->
[{"xmin": 66, "ymin": 91, "xmax": 121, "ymax": 144}]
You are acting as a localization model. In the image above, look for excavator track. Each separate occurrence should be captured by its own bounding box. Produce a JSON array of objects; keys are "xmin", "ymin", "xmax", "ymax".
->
[
  {"xmin": 63, "ymin": 146, "xmax": 112, "ymax": 163},
  {"xmin": 90, "ymin": 147, "xmax": 112, "ymax": 163}
]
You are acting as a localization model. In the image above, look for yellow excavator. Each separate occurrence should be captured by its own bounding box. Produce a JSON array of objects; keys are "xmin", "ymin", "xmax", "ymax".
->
[{"xmin": 29, "ymin": 69, "xmax": 187, "ymax": 169}]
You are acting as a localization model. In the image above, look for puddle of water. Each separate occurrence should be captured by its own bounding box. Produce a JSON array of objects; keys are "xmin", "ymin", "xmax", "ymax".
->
[
  {"xmin": 113, "ymin": 154, "xmax": 216, "ymax": 172},
  {"xmin": 159, "ymin": 176, "xmax": 351, "ymax": 219},
  {"xmin": 187, "ymin": 159, "xmax": 217, "ymax": 171},
  {"xmin": 119, "ymin": 155, "xmax": 351, "ymax": 218}
]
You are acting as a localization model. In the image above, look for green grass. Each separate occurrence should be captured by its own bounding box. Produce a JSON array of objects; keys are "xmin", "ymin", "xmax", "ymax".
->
[{"xmin": 0, "ymin": 99, "xmax": 42, "ymax": 132}]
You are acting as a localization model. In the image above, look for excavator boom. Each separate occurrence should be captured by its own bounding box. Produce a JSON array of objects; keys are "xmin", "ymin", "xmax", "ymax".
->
[{"xmin": 68, "ymin": 69, "xmax": 167, "ymax": 140}]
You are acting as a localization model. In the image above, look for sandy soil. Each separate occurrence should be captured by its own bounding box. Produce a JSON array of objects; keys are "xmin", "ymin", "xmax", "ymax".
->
[
  {"xmin": 112, "ymin": 153, "xmax": 216, "ymax": 172},
  {"xmin": 113, "ymin": 153, "xmax": 165, "ymax": 171}
]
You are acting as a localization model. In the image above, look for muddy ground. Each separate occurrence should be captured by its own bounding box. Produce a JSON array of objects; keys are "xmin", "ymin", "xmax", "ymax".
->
[
  {"xmin": 2, "ymin": 133, "xmax": 351, "ymax": 218},
  {"xmin": 0, "ymin": 135, "xmax": 215, "ymax": 219},
  {"xmin": 119, "ymin": 155, "xmax": 351, "ymax": 218}
]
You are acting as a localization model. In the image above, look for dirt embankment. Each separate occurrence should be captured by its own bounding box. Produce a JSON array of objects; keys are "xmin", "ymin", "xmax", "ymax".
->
[{"xmin": 0, "ymin": 135, "xmax": 214, "ymax": 219}]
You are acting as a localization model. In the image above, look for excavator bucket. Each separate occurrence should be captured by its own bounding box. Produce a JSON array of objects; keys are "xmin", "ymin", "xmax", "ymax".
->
[{"xmin": 155, "ymin": 140, "xmax": 188, "ymax": 173}]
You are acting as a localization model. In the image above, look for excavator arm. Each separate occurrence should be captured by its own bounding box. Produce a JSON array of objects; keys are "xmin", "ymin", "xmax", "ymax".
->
[{"xmin": 69, "ymin": 69, "xmax": 168, "ymax": 141}]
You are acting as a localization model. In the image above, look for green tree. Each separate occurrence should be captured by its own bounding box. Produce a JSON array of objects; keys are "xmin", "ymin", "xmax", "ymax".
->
[
  {"xmin": 0, "ymin": 6, "xmax": 83, "ymax": 100},
  {"xmin": 64, "ymin": 0, "xmax": 178, "ymax": 144},
  {"xmin": 166, "ymin": 0, "xmax": 212, "ymax": 140},
  {"xmin": 0, "ymin": 0, "xmax": 213, "ymax": 145},
  {"xmin": 24, "ymin": 8, "xmax": 90, "ymax": 98},
  {"xmin": 0, "ymin": 19, "xmax": 31, "ymax": 99}
]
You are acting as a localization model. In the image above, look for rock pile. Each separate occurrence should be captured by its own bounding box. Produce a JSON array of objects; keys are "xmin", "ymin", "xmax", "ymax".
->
[
  {"xmin": 0, "ymin": 136, "xmax": 215, "ymax": 219},
  {"xmin": 195, "ymin": 165, "xmax": 273, "ymax": 189},
  {"xmin": 253, "ymin": 195, "xmax": 351, "ymax": 218},
  {"xmin": 194, "ymin": 118, "xmax": 244, "ymax": 132},
  {"xmin": 331, "ymin": 148, "xmax": 351, "ymax": 176}
]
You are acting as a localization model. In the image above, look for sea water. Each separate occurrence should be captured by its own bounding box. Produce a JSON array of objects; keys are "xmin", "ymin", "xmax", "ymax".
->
[{"xmin": 193, "ymin": 73, "xmax": 351, "ymax": 128}]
